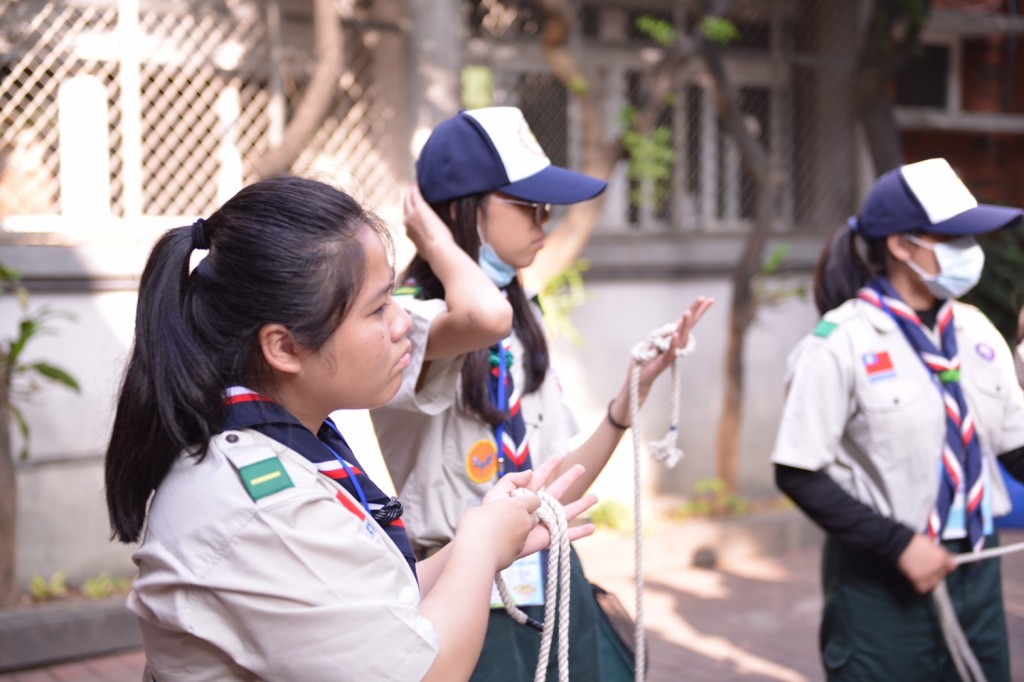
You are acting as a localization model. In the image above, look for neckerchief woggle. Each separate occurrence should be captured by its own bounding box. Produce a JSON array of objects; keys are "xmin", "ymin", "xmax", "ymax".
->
[
  {"xmin": 220, "ymin": 387, "xmax": 417, "ymax": 577},
  {"xmin": 858, "ymin": 279, "xmax": 989, "ymax": 551}
]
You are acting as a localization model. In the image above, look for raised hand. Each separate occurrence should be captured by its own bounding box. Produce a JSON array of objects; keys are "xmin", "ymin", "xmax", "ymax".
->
[{"xmin": 402, "ymin": 184, "xmax": 457, "ymax": 261}]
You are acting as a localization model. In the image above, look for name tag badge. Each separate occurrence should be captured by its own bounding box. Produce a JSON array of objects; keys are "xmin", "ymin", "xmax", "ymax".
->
[{"xmin": 490, "ymin": 552, "xmax": 545, "ymax": 609}]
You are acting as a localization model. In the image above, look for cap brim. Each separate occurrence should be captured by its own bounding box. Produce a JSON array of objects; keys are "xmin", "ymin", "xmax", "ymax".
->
[
  {"xmin": 499, "ymin": 165, "xmax": 607, "ymax": 205},
  {"xmin": 927, "ymin": 203, "xmax": 1023, "ymax": 236}
]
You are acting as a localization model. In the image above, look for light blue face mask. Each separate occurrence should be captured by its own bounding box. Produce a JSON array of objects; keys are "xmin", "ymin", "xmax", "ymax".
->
[{"xmin": 477, "ymin": 228, "xmax": 517, "ymax": 288}]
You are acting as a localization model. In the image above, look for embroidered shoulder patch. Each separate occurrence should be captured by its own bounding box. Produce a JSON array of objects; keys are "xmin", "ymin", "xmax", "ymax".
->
[
  {"xmin": 393, "ymin": 284, "xmax": 422, "ymax": 297},
  {"xmin": 238, "ymin": 457, "xmax": 294, "ymax": 501},
  {"xmin": 812, "ymin": 319, "xmax": 837, "ymax": 338}
]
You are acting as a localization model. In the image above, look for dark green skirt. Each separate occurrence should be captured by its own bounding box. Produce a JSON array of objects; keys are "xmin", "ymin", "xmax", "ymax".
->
[{"xmin": 470, "ymin": 545, "xmax": 635, "ymax": 682}]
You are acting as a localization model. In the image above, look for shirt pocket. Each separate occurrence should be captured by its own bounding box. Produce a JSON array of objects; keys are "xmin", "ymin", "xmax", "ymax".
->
[
  {"xmin": 858, "ymin": 376, "xmax": 939, "ymax": 477},
  {"xmin": 963, "ymin": 363, "xmax": 1011, "ymax": 452}
]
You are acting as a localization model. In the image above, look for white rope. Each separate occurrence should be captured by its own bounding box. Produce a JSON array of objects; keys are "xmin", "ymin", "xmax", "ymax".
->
[
  {"xmin": 495, "ymin": 489, "xmax": 572, "ymax": 682},
  {"xmin": 933, "ymin": 581, "xmax": 986, "ymax": 682},
  {"xmin": 952, "ymin": 540, "xmax": 1024, "ymax": 566},
  {"xmin": 625, "ymin": 325, "xmax": 697, "ymax": 682},
  {"xmin": 932, "ymin": 540, "xmax": 1024, "ymax": 681}
]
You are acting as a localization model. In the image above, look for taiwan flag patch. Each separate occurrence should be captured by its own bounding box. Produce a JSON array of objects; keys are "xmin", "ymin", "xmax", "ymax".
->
[{"xmin": 862, "ymin": 351, "xmax": 896, "ymax": 382}]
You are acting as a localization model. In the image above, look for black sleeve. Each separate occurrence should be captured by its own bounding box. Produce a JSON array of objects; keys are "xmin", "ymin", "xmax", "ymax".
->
[
  {"xmin": 775, "ymin": 464, "xmax": 916, "ymax": 565},
  {"xmin": 999, "ymin": 445, "xmax": 1024, "ymax": 484}
]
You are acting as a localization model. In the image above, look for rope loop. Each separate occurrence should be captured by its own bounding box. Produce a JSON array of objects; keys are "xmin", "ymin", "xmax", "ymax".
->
[{"xmin": 495, "ymin": 489, "xmax": 572, "ymax": 682}]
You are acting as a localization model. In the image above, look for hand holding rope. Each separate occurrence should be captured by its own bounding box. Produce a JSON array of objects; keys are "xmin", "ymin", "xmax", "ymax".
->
[{"xmin": 495, "ymin": 488, "xmax": 573, "ymax": 682}]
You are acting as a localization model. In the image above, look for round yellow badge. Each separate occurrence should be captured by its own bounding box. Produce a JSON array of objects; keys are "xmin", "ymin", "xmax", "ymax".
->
[{"xmin": 466, "ymin": 439, "xmax": 499, "ymax": 484}]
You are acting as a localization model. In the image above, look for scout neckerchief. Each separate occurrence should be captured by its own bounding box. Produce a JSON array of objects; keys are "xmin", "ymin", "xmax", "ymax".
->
[
  {"xmin": 858, "ymin": 279, "xmax": 986, "ymax": 551},
  {"xmin": 488, "ymin": 334, "xmax": 532, "ymax": 476},
  {"xmin": 220, "ymin": 386, "xmax": 417, "ymax": 576}
]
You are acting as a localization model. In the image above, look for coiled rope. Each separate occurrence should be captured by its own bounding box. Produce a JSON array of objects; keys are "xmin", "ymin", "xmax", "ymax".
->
[
  {"xmin": 626, "ymin": 323, "xmax": 697, "ymax": 682},
  {"xmin": 495, "ymin": 489, "xmax": 572, "ymax": 682}
]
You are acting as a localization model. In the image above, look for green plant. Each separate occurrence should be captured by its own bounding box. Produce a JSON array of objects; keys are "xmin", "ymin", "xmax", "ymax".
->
[
  {"xmin": 674, "ymin": 477, "xmax": 750, "ymax": 519},
  {"xmin": 752, "ymin": 243, "xmax": 808, "ymax": 305},
  {"xmin": 538, "ymin": 259, "xmax": 592, "ymax": 345},
  {"xmin": 81, "ymin": 572, "xmax": 133, "ymax": 600},
  {"xmin": 28, "ymin": 570, "xmax": 68, "ymax": 602},
  {"xmin": 588, "ymin": 499, "xmax": 631, "ymax": 531},
  {"xmin": 1, "ymin": 264, "xmax": 80, "ymax": 459}
]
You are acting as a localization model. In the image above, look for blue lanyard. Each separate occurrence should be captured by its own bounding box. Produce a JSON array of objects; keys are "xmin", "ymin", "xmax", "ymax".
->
[
  {"xmin": 322, "ymin": 421, "xmax": 370, "ymax": 512},
  {"xmin": 495, "ymin": 341, "xmax": 508, "ymax": 476}
]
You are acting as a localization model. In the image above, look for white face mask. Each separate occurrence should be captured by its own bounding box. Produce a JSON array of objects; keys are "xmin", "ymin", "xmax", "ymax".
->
[
  {"xmin": 477, "ymin": 225, "xmax": 517, "ymax": 288},
  {"xmin": 903, "ymin": 234, "xmax": 985, "ymax": 300}
]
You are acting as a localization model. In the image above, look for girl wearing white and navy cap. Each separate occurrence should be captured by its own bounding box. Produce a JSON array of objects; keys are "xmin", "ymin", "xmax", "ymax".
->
[
  {"xmin": 370, "ymin": 106, "xmax": 712, "ymax": 682},
  {"xmin": 771, "ymin": 158, "xmax": 1024, "ymax": 680}
]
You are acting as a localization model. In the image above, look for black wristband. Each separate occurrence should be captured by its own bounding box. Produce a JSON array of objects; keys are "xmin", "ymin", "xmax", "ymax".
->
[{"xmin": 606, "ymin": 399, "xmax": 629, "ymax": 430}]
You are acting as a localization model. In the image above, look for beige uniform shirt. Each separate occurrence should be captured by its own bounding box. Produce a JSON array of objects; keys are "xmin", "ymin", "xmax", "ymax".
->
[
  {"xmin": 128, "ymin": 429, "xmax": 438, "ymax": 682},
  {"xmin": 772, "ymin": 299, "xmax": 1024, "ymax": 533},
  {"xmin": 1015, "ymin": 338, "xmax": 1024, "ymax": 388},
  {"xmin": 370, "ymin": 295, "xmax": 578, "ymax": 550}
]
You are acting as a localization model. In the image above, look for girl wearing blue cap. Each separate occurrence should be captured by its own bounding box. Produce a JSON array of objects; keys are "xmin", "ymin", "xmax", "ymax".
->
[
  {"xmin": 771, "ymin": 158, "xmax": 1024, "ymax": 680},
  {"xmin": 104, "ymin": 176, "xmax": 597, "ymax": 682},
  {"xmin": 370, "ymin": 106, "xmax": 712, "ymax": 681}
]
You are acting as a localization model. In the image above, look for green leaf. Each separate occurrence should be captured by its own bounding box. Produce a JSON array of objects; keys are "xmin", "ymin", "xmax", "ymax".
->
[
  {"xmin": 12, "ymin": 405, "xmax": 29, "ymax": 460},
  {"xmin": 761, "ymin": 243, "xmax": 791, "ymax": 276},
  {"xmin": 635, "ymin": 15, "xmax": 676, "ymax": 47},
  {"xmin": 700, "ymin": 16, "xmax": 740, "ymax": 45},
  {"xmin": 28, "ymin": 363, "xmax": 80, "ymax": 391}
]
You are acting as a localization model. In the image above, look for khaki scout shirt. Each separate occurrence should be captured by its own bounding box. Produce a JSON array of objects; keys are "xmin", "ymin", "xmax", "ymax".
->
[
  {"xmin": 369, "ymin": 295, "xmax": 578, "ymax": 550},
  {"xmin": 128, "ymin": 429, "xmax": 438, "ymax": 682},
  {"xmin": 772, "ymin": 299, "xmax": 1024, "ymax": 533}
]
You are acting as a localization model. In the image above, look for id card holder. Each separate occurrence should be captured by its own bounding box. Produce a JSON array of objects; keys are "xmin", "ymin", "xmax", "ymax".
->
[{"xmin": 490, "ymin": 551, "xmax": 546, "ymax": 608}]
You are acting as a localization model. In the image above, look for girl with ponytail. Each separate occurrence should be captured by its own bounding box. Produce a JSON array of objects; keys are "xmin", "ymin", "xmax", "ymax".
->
[
  {"xmin": 104, "ymin": 176, "xmax": 595, "ymax": 682},
  {"xmin": 772, "ymin": 159, "xmax": 1024, "ymax": 679}
]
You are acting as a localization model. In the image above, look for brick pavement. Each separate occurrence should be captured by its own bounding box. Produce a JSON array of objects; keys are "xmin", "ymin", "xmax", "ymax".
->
[{"xmin": 1, "ymin": 525, "xmax": 1021, "ymax": 681}]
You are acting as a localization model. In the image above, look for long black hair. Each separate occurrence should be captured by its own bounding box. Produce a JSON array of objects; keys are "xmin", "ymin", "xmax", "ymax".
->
[
  {"xmin": 402, "ymin": 193, "xmax": 549, "ymax": 425},
  {"xmin": 812, "ymin": 221, "xmax": 889, "ymax": 315},
  {"xmin": 105, "ymin": 176, "xmax": 391, "ymax": 542}
]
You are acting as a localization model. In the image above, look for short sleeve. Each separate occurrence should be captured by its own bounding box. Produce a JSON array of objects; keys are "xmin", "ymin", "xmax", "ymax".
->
[
  {"xmin": 137, "ymin": 486, "xmax": 439, "ymax": 681},
  {"xmin": 771, "ymin": 334, "xmax": 852, "ymax": 471},
  {"xmin": 389, "ymin": 295, "xmax": 465, "ymax": 415},
  {"xmin": 995, "ymin": 341, "xmax": 1024, "ymax": 455}
]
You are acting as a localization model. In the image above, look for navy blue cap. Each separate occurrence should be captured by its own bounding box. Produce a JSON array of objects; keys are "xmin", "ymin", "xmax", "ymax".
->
[
  {"xmin": 851, "ymin": 158, "xmax": 1022, "ymax": 239},
  {"xmin": 415, "ymin": 106, "xmax": 607, "ymax": 205}
]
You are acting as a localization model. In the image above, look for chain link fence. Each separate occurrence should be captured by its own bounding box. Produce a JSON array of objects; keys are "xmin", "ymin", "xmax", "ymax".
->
[{"xmin": 0, "ymin": 0, "xmax": 401, "ymax": 228}]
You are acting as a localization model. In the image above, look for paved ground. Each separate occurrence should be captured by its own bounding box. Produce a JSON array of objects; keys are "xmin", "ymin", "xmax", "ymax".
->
[{"xmin": 1, "ymin": 524, "xmax": 1022, "ymax": 681}]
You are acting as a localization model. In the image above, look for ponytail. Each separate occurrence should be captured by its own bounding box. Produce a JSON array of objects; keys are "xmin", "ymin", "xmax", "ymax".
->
[
  {"xmin": 105, "ymin": 227, "xmax": 222, "ymax": 542},
  {"xmin": 812, "ymin": 220, "xmax": 887, "ymax": 315}
]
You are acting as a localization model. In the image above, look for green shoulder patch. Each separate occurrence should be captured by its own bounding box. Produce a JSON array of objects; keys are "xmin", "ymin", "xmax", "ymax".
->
[
  {"xmin": 238, "ymin": 457, "xmax": 294, "ymax": 501},
  {"xmin": 393, "ymin": 284, "xmax": 422, "ymax": 297},
  {"xmin": 812, "ymin": 319, "xmax": 838, "ymax": 338}
]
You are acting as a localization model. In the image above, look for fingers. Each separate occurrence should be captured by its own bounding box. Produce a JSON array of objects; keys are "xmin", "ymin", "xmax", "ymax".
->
[
  {"xmin": 566, "ymin": 523, "xmax": 596, "ymax": 543},
  {"xmin": 483, "ymin": 470, "xmax": 533, "ymax": 502},
  {"xmin": 560, "ymin": 492, "xmax": 597, "ymax": 522},
  {"xmin": 526, "ymin": 456, "xmax": 563, "ymax": 492},
  {"xmin": 541, "ymin": 463, "xmax": 586, "ymax": 501}
]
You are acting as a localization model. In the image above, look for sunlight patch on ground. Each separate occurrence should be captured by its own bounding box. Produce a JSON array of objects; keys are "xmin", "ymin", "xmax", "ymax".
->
[
  {"xmin": 717, "ymin": 554, "xmax": 790, "ymax": 582},
  {"xmin": 643, "ymin": 585, "xmax": 809, "ymax": 682}
]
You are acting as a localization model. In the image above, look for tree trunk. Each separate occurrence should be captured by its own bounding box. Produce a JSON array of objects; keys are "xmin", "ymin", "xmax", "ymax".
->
[
  {"xmin": 699, "ymin": 5, "xmax": 778, "ymax": 493},
  {"xmin": 0, "ymin": 363, "xmax": 18, "ymax": 608},
  {"xmin": 251, "ymin": 0, "xmax": 343, "ymax": 179}
]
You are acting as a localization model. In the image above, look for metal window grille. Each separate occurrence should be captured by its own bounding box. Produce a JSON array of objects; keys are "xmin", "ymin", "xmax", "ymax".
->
[{"xmin": 462, "ymin": 0, "xmax": 860, "ymax": 236}]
